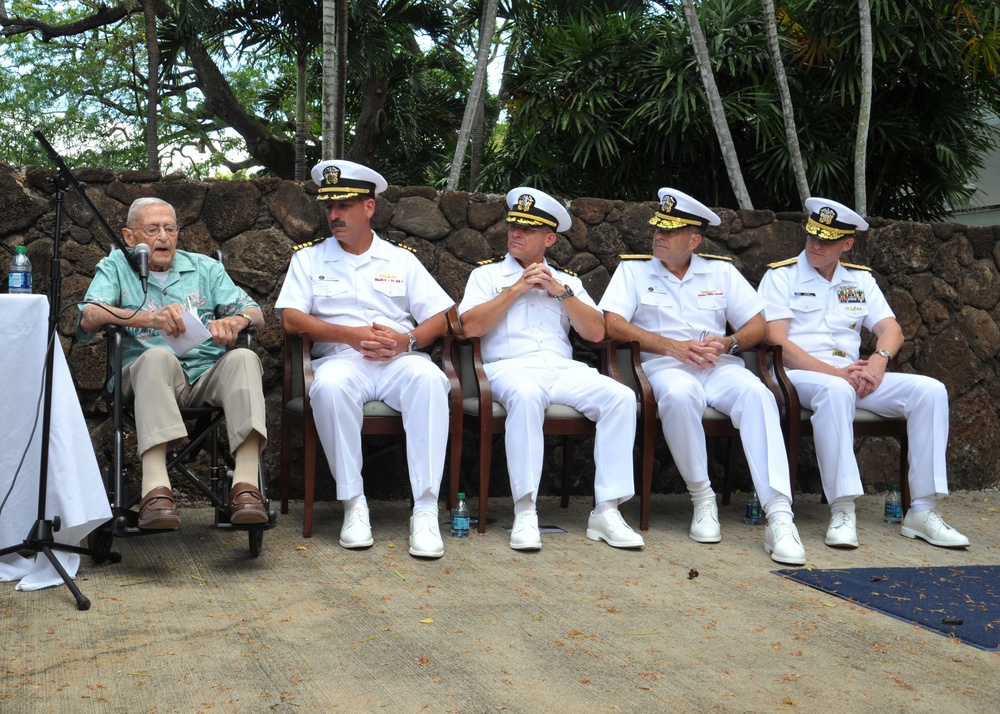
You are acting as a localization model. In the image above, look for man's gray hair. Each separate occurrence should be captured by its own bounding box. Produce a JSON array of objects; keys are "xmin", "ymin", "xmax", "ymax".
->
[{"xmin": 126, "ymin": 197, "xmax": 174, "ymax": 228}]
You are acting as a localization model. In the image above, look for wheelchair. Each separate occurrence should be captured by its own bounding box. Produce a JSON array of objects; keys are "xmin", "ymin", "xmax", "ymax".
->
[{"xmin": 88, "ymin": 321, "xmax": 277, "ymax": 562}]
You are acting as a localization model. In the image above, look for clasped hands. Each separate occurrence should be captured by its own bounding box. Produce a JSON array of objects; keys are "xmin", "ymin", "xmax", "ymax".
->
[
  {"xmin": 842, "ymin": 359, "xmax": 885, "ymax": 398},
  {"xmin": 678, "ymin": 332, "xmax": 728, "ymax": 370},
  {"xmin": 518, "ymin": 262, "xmax": 565, "ymax": 298},
  {"xmin": 152, "ymin": 303, "xmax": 245, "ymax": 346},
  {"xmin": 358, "ymin": 322, "xmax": 407, "ymax": 361}
]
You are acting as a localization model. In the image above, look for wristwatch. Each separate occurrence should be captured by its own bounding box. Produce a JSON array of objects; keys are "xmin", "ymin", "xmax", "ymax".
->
[
  {"xmin": 555, "ymin": 285, "xmax": 575, "ymax": 302},
  {"xmin": 728, "ymin": 335, "xmax": 740, "ymax": 354},
  {"xmin": 238, "ymin": 312, "xmax": 253, "ymax": 327},
  {"xmin": 407, "ymin": 331, "xmax": 418, "ymax": 352},
  {"xmin": 874, "ymin": 348, "xmax": 892, "ymax": 361}
]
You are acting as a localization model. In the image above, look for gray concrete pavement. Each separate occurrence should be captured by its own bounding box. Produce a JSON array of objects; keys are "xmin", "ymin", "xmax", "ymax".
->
[{"xmin": 3, "ymin": 491, "xmax": 999, "ymax": 713}]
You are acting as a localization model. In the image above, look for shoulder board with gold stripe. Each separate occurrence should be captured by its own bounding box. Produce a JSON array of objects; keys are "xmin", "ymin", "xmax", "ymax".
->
[
  {"xmin": 292, "ymin": 236, "xmax": 327, "ymax": 251},
  {"xmin": 548, "ymin": 263, "xmax": 577, "ymax": 277},
  {"xmin": 386, "ymin": 238, "xmax": 417, "ymax": 254},
  {"xmin": 697, "ymin": 253, "xmax": 733, "ymax": 262},
  {"xmin": 766, "ymin": 257, "xmax": 798, "ymax": 270},
  {"xmin": 618, "ymin": 254, "xmax": 652, "ymax": 261},
  {"xmin": 840, "ymin": 261, "xmax": 872, "ymax": 272},
  {"xmin": 476, "ymin": 256, "xmax": 502, "ymax": 266}
]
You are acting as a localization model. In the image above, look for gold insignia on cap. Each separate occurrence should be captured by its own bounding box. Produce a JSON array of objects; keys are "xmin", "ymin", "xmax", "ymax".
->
[
  {"xmin": 660, "ymin": 195, "xmax": 677, "ymax": 213},
  {"xmin": 818, "ymin": 207, "xmax": 837, "ymax": 225},
  {"xmin": 322, "ymin": 165, "xmax": 340, "ymax": 186},
  {"xmin": 517, "ymin": 194, "xmax": 535, "ymax": 213}
]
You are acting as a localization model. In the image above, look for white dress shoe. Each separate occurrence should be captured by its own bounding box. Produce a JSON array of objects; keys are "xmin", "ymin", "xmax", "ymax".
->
[
  {"xmin": 586, "ymin": 510, "xmax": 645, "ymax": 548},
  {"xmin": 509, "ymin": 511, "xmax": 542, "ymax": 551},
  {"xmin": 409, "ymin": 511, "xmax": 445, "ymax": 558},
  {"xmin": 689, "ymin": 500, "xmax": 722, "ymax": 543},
  {"xmin": 900, "ymin": 509, "xmax": 970, "ymax": 548},
  {"xmin": 764, "ymin": 520, "xmax": 807, "ymax": 566},
  {"xmin": 825, "ymin": 510, "xmax": 859, "ymax": 548},
  {"xmin": 339, "ymin": 502, "xmax": 374, "ymax": 549}
]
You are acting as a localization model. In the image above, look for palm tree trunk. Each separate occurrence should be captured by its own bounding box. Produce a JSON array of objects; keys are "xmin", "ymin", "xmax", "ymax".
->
[
  {"xmin": 447, "ymin": 0, "xmax": 498, "ymax": 191},
  {"xmin": 295, "ymin": 53, "xmax": 307, "ymax": 180},
  {"xmin": 680, "ymin": 0, "xmax": 753, "ymax": 209},
  {"xmin": 855, "ymin": 0, "xmax": 873, "ymax": 215},
  {"xmin": 761, "ymin": 0, "xmax": 808, "ymax": 207},
  {"xmin": 321, "ymin": 0, "xmax": 336, "ymax": 159},
  {"xmin": 142, "ymin": 0, "xmax": 159, "ymax": 172}
]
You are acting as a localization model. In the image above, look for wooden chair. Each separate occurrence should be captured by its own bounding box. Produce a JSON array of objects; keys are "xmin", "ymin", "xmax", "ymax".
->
[
  {"xmin": 279, "ymin": 308, "xmax": 463, "ymax": 537},
  {"xmin": 611, "ymin": 344, "xmax": 782, "ymax": 530},
  {"xmin": 769, "ymin": 346, "xmax": 910, "ymax": 511},
  {"xmin": 443, "ymin": 313, "xmax": 639, "ymax": 533}
]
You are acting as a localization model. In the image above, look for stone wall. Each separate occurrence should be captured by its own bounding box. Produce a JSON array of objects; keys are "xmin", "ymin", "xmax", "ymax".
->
[{"xmin": 3, "ymin": 163, "xmax": 998, "ymax": 500}]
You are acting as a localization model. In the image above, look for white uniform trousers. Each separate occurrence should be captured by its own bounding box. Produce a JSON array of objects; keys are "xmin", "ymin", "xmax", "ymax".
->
[
  {"xmin": 485, "ymin": 357, "xmax": 636, "ymax": 506},
  {"xmin": 309, "ymin": 351, "xmax": 450, "ymax": 501},
  {"xmin": 646, "ymin": 360, "xmax": 792, "ymax": 505},
  {"xmin": 785, "ymin": 369, "xmax": 949, "ymax": 503}
]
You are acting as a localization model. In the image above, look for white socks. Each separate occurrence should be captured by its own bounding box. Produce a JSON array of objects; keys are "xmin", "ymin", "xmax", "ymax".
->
[{"xmin": 140, "ymin": 443, "xmax": 170, "ymax": 496}]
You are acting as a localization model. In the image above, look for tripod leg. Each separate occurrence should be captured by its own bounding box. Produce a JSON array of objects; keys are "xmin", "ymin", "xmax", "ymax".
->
[{"xmin": 39, "ymin": 545, "xmax": 91, "ymax": 611}]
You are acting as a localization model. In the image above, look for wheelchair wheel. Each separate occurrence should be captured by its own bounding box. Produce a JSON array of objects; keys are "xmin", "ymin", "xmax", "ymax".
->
[
  {"xmin": 249, "ymin": 528, "xmax": 263, "ymax": 557},
  {"xmin": 88, "ymin": 525, "xmax": 121, "ymax": 565}
]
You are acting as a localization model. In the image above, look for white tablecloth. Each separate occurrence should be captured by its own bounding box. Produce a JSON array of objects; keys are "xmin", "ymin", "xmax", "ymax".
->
[{"xmin": 0, "ymin": 295, "xmax": 111, "ymax": 590}]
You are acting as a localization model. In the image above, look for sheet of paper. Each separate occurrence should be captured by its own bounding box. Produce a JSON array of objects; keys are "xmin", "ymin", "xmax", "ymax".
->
[{"xmin": 161, "ymin": 307, "xmax": 212, "ymax": 357}]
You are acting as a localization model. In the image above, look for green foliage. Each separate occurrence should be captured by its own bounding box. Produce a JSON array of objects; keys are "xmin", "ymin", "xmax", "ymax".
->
[{"xmin": 1, "ymin": 0, "xmax": 998, "ymax": 219}]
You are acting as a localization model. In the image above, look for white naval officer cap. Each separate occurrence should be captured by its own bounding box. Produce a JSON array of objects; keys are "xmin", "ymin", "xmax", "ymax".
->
[
  {"xmin": 311, "ymin": 159, "xmax": 388, "ymax": 202},
  {"xmin": 649, "ymin": 187, "xmax": 721, "ymax": 230},
  {"xmin": 803, "ymin": 197, "xmax": 869, "ymax": 240},
  {"xmin": 505, "ymin": 186, "xmax": 572, "ymax": 233}
]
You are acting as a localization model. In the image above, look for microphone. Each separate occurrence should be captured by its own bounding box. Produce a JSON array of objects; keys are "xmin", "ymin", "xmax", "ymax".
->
[{"xmin": 131, "ymin": 243, "xmax": 151, "ymax": 293}]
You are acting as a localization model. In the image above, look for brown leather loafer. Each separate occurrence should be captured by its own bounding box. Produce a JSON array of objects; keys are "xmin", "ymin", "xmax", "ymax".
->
[
  {"xmin": 229, "ymin": 482, "xmax": 268, "ymax": 525},
  {"xmin": 138, "ymin": 486, "xmax": 180, "ymax": 529}
]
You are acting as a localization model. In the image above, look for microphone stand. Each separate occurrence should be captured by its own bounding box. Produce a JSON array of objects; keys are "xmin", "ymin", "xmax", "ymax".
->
[{"xmin": 0, "ymin": 131, "xmax": 128, "ymax": 610}]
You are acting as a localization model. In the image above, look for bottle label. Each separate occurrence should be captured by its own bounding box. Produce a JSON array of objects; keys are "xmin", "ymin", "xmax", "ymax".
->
[
  {"xmin": 451, "ymin": 516, "xmax": 470, "ymax": 531},
  {"xmin": 9, "ymin": 273, "xmax": 29, "ymax": 290},
  {"xmin": 744, "ymin": 502, "xmax": 763, "ymax": 524},
  {"xmin": 884, "ymin": 503, "xmax": 903, "ymax": 520}
]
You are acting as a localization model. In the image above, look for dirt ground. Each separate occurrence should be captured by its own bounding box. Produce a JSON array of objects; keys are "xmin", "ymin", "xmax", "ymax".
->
[{"xmin": 3, "ymin": 491, "xmax": 999, "ymax": 713}]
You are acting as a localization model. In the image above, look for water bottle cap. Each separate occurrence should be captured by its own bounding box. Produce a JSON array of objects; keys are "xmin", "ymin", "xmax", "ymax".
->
[
  {"xmin": 889, "ymin": 484, "xmax": 900, "ymax": 491},
  {"xmin": 15, "ymin": 245, "xmax": 26, "ymax": 253},
  {"xmin": 457, "ymin": 492, "xmax": 465, "ymax": 499}
]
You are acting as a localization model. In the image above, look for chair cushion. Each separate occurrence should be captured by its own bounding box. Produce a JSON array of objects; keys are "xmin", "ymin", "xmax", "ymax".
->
[
  {"xmin": 799, "ymin": 407, "xmax": 904, "ymax": 422},
  {"xmin": 703, "ymin": 407, "xmax": 729, "ymax": 421},
  {"xmin": 363, "ymin": 401, "xmax": 402, "ymax": 417},
  {"xmin": 285, "ymin": 396, "xmax": 304, "ymax": 415},
  {"xmin": 462, "ymin": 398, "xmax": 587, "ymax": 420}
]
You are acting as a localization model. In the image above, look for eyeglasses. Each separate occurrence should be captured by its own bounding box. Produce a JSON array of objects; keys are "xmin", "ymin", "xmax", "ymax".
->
[{"xmin": 134, "ymin": 224, "xmax": 179, "ymax": 238}]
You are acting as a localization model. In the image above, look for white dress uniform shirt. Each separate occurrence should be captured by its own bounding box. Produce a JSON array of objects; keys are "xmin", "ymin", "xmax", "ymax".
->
[
  {"xmin": 758, "ymin": 252, "xmax": 949, "ymax": 501},
  {"xmin": 600, "ymin": 254, "xmax": 792, "ymax": 503},
  {"xmin": 757, "ymin": 251, "xmax": 894, "ymax": 365},
  {"xmin": 458, "ymin": 254, "xmax": 636, "ymax": 506},
  {"xmin": 275, "ymin": 232, "xmax": 454, "ymax": 501}
]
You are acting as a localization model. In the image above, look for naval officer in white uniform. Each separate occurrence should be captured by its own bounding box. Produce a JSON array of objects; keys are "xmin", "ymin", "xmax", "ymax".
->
[
  {"xmin": 276, "ymin": 160, "xmax": 454, "ymax": 559},
  {"xmin": 600, "ymin": 188, "xmax": 806, "ymax": 565},
  {"xmin": 458, "ymin": 187, "xmax": 644, "ymax": 551},
  {"xmin": 758, "ymin": 197, "xmax": 968, "ymax": 550}
]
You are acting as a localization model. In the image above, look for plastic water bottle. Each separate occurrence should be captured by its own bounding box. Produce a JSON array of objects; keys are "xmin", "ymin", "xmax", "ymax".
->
[
  {"xmin": 884, "ymin": 485, "xmax": 903, "ymax": 524},
  {"xmin": 7, "ymin": 245, "xmax": 31, "ymax": 294},
  {"xmin": 450, "ymin": 492, "xmax": 470, "ymax": 538},
  {"xmin": 743, "ymin": 490, "xmax": 764, "ymax": 525}
]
